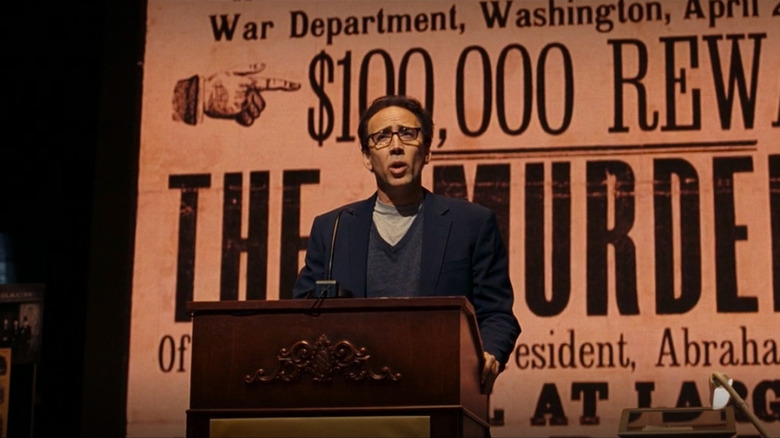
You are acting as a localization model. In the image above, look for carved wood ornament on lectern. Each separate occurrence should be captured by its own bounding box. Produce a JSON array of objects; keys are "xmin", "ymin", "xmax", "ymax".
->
[{"xmin": 244, "ymin": 334, "xmax": 402, "ymax": 383}]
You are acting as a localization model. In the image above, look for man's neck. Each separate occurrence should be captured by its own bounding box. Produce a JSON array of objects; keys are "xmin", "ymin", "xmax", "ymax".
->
[{"xmin": 377, "ymin": 186, "xmax": 424, "ymax": 206}]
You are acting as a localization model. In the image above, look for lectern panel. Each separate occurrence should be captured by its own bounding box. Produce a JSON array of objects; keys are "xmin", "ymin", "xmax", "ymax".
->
[
  {"xmin": 187, "ymin": 297, "xmax": 488, "ymax": 438},
  {"xmin": 210, "ymin": 416, "xmax": 429, "ymax": 437}
]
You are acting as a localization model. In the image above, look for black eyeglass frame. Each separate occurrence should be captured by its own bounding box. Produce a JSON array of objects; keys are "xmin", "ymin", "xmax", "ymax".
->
[{"xmin": 367, "ymin": 126, "xmax": 422, "ymax": 149}]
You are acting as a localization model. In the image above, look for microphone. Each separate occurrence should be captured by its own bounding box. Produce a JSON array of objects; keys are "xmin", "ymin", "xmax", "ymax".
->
[{"xmin": 310, "ymin": 208, "xmax": 354, "ymax": 299}]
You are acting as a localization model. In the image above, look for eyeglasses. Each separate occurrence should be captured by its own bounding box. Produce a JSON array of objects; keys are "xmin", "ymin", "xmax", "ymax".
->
[{"xmin": 367, "ymin": 126, "xmax": 421, "ymax": 149}]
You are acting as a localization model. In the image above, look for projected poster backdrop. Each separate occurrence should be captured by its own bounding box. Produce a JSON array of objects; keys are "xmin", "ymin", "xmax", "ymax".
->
[{"xmin": 130, "ymin": 1, "xmax": 779, "ymax": 436}]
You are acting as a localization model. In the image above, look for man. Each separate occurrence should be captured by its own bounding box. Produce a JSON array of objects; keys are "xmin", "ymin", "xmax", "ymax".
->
[{"xmin": 293, "ymin": 95, "xmax": 520, "ymax": 393}]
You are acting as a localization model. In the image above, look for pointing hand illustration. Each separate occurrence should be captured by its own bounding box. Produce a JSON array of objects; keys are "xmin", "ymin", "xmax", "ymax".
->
[{"xmin": 173, "ymin": 63, "xmax": 301, "ymax": 126}]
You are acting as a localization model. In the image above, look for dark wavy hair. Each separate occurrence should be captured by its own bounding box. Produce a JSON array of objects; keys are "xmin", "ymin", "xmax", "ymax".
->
[{"xmin": 358, "ymin": 95, "xmax": 433, "ymax": 153}]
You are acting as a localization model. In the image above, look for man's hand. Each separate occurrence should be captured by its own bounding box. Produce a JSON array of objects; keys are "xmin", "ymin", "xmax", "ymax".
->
[
  {"xmin": 481, "ymin": 351, "xmax": 500, "ymax": 394},
  {"xmin": 202, "ymin": 63, "xmax": 300, "ymax": 126}
]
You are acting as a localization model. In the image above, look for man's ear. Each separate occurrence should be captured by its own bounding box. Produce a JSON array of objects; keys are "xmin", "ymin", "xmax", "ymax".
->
[
  {"xmin": 424, "ymin": 149, "xmax": 431, "ymax": 164},
  {"xmin": 362, "ymin": 150, "xmax": 374, "ymax": 172}
]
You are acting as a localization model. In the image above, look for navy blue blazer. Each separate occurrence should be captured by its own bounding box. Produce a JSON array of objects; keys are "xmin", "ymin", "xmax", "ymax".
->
[{"xmin": 292, "ymin": 191, "xmax": 521, "ymax": 365}]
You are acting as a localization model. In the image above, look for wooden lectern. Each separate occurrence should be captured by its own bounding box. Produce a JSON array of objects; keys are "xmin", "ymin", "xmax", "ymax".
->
[{"xmin": 186, "ymin": 297, "xmax": 490, "ymax": 438}]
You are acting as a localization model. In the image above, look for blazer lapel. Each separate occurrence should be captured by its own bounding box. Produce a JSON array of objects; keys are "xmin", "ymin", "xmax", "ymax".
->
[
  {"xmin": 420, "ymin": 193, "xmax": 451, "ymax": 295},
  {"xmin": 344, "ymin": 195, "xmax": 375, "ymax": 297}
]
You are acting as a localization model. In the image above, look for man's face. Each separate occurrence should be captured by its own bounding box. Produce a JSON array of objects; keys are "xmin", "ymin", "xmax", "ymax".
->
[{"xmin": 362, "ymin": 106, "xmax": 431, "ymax": 205}]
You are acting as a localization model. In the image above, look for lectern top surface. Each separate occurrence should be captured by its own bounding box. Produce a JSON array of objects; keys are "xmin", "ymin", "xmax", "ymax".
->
[{"xmin": 187, "ymin": 296, "xmax": 476, "ymax": 317}]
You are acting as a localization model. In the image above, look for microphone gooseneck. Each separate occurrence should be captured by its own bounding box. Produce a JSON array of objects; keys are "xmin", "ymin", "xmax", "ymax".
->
[
  {"xmin": 326, "ymin": 208, "xmax": 350, "ymax": 281},
  {"xmin": 310, "ymin": 208, "xmax": 354, "ymax": 302}
]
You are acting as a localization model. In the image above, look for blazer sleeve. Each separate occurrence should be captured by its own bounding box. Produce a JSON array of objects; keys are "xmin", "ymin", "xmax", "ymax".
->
[{"xmin": 471, "ymin": 211, "xmax": 521, "ymax": 366}]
